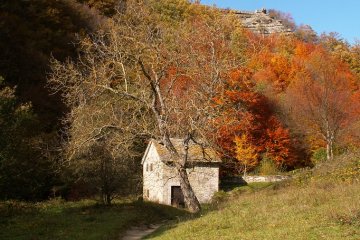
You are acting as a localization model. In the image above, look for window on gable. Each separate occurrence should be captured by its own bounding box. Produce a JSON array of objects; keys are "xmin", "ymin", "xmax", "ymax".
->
[{"xmin": 150, "ymin": 163, "xmax": 153, "ymax": 171}]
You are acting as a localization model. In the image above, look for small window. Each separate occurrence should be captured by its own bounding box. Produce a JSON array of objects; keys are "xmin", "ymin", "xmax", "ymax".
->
[
  {"xmin": 146, "ymin": 189, "xmax": 149, "ymax": 198},
  {"xmin": 150, "ymin": 163, "xmax": 153, "ymax": 171}
]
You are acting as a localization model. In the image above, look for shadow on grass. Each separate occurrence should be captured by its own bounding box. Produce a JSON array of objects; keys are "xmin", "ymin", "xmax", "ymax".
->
[
  {"xmin": 144, "ymin": 181, "xmax": 287, "ymax": 239},
  {"xmin": 0, "ymin": 199, "xmax": 189, "ymax": 240},
  {"xmin": 0, "ymin": 182, "xmax": 287, "ymax": 239},
  {"xmin": 220, "ymin": 177, "xmax": 248, "ymax": 192}
]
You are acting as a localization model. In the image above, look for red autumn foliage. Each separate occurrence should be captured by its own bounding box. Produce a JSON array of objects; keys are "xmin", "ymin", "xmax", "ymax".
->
[
  {"xmin": 215, "ymin": 68, "xmax": 300, "ymax": 173},
  {"xmin": 161, "ymin": 21, "xmax": 359, "ymax": 173}
]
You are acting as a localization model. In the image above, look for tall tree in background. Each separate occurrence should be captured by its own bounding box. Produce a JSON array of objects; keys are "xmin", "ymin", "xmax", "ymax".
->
[
  {"xmin": 285, "ymin": 48, "xmax": 359, "ymax": 161},
  {"xmin": 214, "ymin": 66, "xmax": 300, "ymax": 172}
]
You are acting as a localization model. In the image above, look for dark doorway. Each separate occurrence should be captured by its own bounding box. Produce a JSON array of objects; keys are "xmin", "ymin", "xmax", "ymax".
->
[{"xmin": 171, "ymin": 186, "xmax": 185, "ymax": 208}]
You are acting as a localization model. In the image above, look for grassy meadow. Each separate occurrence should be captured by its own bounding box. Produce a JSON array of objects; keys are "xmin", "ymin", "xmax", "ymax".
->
[
  {"xmin": 1, "ymin": 153, "xmax": 359, "ymax": 240},
  {"xmin": 147, "ymin": 153, "xmax": 360, "ymax": 240},
  {"xmin": 0, "ymin": 199, "xmax": 186, "ymax": 240}
]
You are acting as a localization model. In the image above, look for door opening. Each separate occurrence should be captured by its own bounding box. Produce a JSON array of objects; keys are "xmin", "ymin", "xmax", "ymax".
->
[{"xmin": 171, "ymin": 186, "xmax": 185, "ymax": 208}]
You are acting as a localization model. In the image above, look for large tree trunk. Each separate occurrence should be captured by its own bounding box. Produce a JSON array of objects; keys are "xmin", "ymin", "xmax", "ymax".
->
[
  {"xmin": 161, "ymin": 130, "xmax": 201, "ymax": 212},
  {"xmin": 175, "ymin": 162, "xmax": 201, "ymax": 212},
  {"xmin": 150, "ymin": 81, "xmax": 202, "ymax": 212}
]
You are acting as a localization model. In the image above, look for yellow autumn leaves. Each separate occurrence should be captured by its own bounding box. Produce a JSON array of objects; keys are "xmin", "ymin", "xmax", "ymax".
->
[{"xmin": 234, "ymin": 134, "xmax": 258, "ymax": 175}]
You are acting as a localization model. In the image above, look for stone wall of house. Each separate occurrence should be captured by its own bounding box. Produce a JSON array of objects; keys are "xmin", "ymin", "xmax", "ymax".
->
[
  {"xmin": 142, "ymin": 143, "xmax": 164, "ymax": 204},
  {"xmin": 162, "ymin": 163, "xmax": 219, "ymax": 205},
  {"xmin": 143, "ymin": 142, "xmax": 220, "ymax": 206}
]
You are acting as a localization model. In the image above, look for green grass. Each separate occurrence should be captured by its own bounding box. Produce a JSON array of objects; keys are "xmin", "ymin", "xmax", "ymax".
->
[
  {"xmin": 2, "ymin": 153, "xmax": 359, "ymax": 240},
  {"xmin": 0, "ymin": 199, "xmax": 187, "ymax": 240},
  {"xmin": 147, "ymin": 152, "xmax": 360, "ymax": 240}
]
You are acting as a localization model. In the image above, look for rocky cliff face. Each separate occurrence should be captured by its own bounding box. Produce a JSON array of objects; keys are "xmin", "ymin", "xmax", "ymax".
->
[{"xmin": 234, "ymin": 9, "xmax": 293, "ymax": 35}]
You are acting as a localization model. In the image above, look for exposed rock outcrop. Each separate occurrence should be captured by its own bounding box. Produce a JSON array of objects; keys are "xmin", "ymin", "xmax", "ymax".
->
[{"xmin": 232, "ymin": 9, "xmax": 293, "ymax": 35}]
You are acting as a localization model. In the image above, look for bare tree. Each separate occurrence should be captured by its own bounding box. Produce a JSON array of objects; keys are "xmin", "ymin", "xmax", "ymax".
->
[{"xmin": 49, "ymin": 0, "xmax": 240, "ymax": 211}]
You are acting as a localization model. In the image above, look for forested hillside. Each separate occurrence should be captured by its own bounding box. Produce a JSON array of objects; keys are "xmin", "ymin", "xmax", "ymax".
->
[{"xmin": 1, "ymin": 0, "xmax": 359, "ymax": 203}]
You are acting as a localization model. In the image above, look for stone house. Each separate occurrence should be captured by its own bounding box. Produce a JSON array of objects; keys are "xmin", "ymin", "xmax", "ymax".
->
[{"xmin": 141, "ymin": 138, "xmax": 221, "ymax": 207}]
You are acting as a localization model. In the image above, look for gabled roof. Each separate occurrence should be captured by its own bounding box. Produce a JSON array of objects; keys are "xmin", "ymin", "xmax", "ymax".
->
[{"xmin": 141, "ymin": 138, "xmax": 221, "ymax": 164}]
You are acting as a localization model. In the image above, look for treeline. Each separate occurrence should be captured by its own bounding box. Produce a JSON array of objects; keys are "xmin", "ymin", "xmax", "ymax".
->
[{"xmin": 1, "ymin": 0, "xmax": 360, "ymax": 202}]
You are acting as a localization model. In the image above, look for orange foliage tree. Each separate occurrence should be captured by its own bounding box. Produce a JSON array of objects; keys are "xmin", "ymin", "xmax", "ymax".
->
[
  {"xmin": 158, "ymin": 9, "xmax": 360, "ymax": 174},
  {"xmin": 214, "ymin": 67, "xmax": 300, "ymax": 173},
  {"xmin": 213, "ymin": 32, "xmax": 330, "ymax": 172},
  {"xmin": 213, "ymin": 12, "xmax": 360, "ymax": 171},
  {"xmin": 285, "ymin": 48, "xmax": 359, "ymax": 161}
]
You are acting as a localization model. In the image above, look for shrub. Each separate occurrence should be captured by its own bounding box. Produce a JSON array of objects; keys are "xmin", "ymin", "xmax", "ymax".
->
[
  {"xmin": 211, "ymin": 190, "xmax": 228, "ymax": 205},
  {"xmin": 311, "ymin": 147, "xmax": 327, "ymax": 165},
  {"xmin": 255, "ymin": 155, "xmax": 282, "ymax": 175}
]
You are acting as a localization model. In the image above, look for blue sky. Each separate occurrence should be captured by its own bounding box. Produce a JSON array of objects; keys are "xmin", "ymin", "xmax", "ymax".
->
[{"xmin": 201, "ymin": 0, "xmax": 359, "ymax": 44}]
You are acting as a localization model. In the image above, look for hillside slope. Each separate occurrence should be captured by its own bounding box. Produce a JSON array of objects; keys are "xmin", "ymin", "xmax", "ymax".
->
[{"xmin": 148, "ymin": 153, "xmax": 360, "ymax": 240}]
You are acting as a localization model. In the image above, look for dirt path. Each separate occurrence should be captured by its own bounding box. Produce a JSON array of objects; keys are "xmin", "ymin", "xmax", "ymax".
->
[{"xmin": 121, "ymin": 223, "xmax": 163, "ymax": 240}]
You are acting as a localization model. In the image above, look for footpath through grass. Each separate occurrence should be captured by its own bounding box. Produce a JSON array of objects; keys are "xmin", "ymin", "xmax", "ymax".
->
[
  {"xmin": 147, "ymin": 152, "xmax": 360, "ymax": 240},
  {"xmin": 0, "ymin": 199, "xmax": 186, "ymax": 240}
]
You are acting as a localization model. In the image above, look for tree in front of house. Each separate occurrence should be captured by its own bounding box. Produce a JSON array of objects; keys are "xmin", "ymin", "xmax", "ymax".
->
[{"xmin": 49, "ymin": 0, "xmax": 241, "ymax": 211}]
